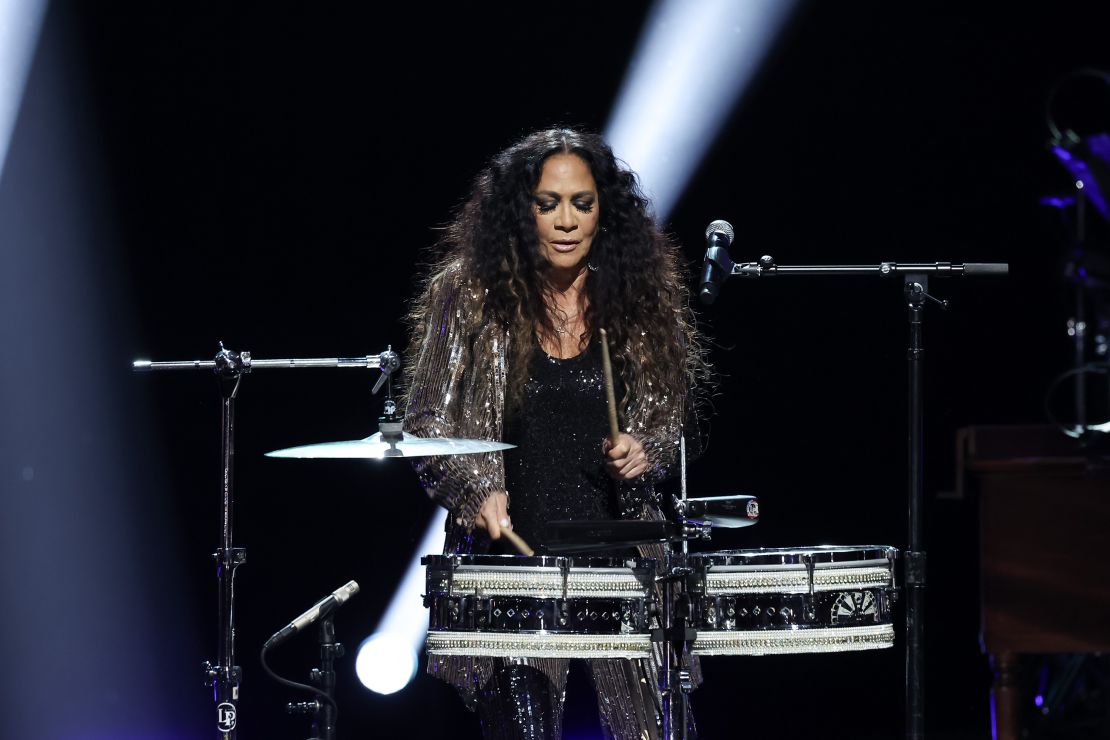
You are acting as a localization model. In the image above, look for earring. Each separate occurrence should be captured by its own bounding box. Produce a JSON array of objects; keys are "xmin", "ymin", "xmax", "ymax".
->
[{"xmin": 588, "ymin": 262, "xmax": 599, "ymax": 272}]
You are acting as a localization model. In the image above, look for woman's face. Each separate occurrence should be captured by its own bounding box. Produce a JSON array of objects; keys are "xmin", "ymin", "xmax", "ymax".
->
[{"xmin": 532, "ymin": 153, "xmax": 600, "ymax": 275}]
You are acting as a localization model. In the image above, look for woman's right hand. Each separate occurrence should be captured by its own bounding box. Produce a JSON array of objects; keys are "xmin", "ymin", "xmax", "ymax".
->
[{"xmin": 474, "ymin": 490, "xmax": 511, "ymax": 540}]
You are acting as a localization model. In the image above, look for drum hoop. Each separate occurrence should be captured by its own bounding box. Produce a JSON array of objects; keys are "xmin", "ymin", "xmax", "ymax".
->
[
  {"xmin": 701, "ymin": 557, "xmax": 891, "ymax": 573},
  {"xmin": 425, "ymin": 630, "xmax": 653, "ymax": 659},
  {"xmin": 691, "ymin": 624, "xmax": 895, "ymax": 656},
  {"xmin": 447, "ymin": 568, "xmax": 652, "ymax": 598},
  {"xmin": 423, "ymin": 554, "xmax": 656, "ymax": 570},
  {"xmin": 689, "ymin": 546, "xmax": 896, "ymax": 566},
  {"xmin": 704, "ymin": 565, "xmax": 894, "ymax": 594}
]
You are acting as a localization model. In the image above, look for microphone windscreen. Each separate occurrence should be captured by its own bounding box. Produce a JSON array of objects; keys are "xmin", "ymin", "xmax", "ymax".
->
[{"xmin": 704, "ymin": 219, "xmax": 734, "ymax": 242}]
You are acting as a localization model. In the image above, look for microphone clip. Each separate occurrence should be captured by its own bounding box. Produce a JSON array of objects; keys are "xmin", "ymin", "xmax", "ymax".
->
[{"xmin": 732, "ymin": 254, "xmax": 775, "ymax": 278}]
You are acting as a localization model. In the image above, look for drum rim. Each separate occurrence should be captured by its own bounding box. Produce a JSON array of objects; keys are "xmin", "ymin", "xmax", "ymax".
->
[
  {"xmin": 688, "ymin": 545, "xmax": 897, "ymax": 563},
  {"xmin": 423, "ymin": 553, "xmax": 656, "ymax": 569}
]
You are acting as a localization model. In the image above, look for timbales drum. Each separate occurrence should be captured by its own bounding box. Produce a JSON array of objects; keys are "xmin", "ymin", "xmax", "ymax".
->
[
  {"xmin": 422, "ymin": 554, "xmax": 657, "ymax": 659},
  {"xmin": 686, "ymin": 545, "xmax": 898, "ymax": 656}
]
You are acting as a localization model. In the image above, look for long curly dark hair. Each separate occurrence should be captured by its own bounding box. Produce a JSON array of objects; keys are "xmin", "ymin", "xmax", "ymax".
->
[{"xmin": 409, "ymin": 127, "xmax": 710, "ymax": 425}]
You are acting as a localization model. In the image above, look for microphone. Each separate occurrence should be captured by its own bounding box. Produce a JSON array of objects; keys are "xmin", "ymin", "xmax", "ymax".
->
[
  {"xmin": 699, "ymin": 219, "xmax": 735, "ymax": 305},
  {"xmin": 264, "ymin": 580, "xmax": 360, "ymax": 649}
]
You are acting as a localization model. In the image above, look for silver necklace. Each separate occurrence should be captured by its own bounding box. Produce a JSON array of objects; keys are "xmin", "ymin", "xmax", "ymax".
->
[{"xmin": 551, "ymin": 309, "xmax": 580, "ymax": 336}]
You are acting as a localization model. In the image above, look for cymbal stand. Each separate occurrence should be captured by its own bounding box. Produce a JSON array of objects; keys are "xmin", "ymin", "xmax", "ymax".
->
[
  {"xmin": 702, "ymin": 254, "xmax": 1009, "ymax": 740},
  {"xmin": 1069, "ymin": 184, "xmax": 1090, "ymax": 439},
  {"xmin": 132, "ymin": 343, "xmax": 399, "ymax": 739},
  {"xmin": 1055, "ymin": 181, "xmax": 1110, "ymax": 447}
]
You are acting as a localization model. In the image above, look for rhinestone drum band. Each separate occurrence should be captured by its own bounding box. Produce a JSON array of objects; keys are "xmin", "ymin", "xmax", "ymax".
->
[{"xmin": 421, "ymin": 542, "xmax": 899, "ymax": 739}]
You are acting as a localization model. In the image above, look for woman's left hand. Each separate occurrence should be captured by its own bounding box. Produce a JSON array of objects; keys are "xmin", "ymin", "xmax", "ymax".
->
[{"xmin": 603, "ymin": 433, "xmax": 649, "ymax": 481}]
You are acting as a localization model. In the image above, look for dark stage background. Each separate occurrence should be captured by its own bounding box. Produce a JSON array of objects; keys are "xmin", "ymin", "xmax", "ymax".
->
[{"xmin": 4, "ymin": 2, "xmax": 1110, "ymax": 739}]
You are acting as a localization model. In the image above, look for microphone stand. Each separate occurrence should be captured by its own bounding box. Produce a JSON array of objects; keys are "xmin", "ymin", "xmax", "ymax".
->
[
  {"xmin": 704, "ymin": 255, "xmax": 1008, "ymax": 740},
  {"xmin": 294, "ymin": 615, "xmax": 343, "ymax": 740},
  {"xmin": 1069, "ymin": 184, "xmax": 1090, "ymax": 440},
  {"xmin": 132, "ymin": 344, "xmax": 399, "ymax": 739}
]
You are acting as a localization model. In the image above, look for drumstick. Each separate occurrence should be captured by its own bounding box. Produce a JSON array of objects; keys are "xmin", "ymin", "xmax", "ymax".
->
[
  {"xmin": 501, "ymin": 527, "xmax": 534, "ymax": 556},
  {"xmin": 599, "ymin": 328, "xmax": 620, "ymax": 445}
]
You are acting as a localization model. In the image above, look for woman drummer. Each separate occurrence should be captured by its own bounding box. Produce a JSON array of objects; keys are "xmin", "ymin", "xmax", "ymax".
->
[{"xmin": 402, "ymin": 126, "xmax": 710, "ymax": 739}]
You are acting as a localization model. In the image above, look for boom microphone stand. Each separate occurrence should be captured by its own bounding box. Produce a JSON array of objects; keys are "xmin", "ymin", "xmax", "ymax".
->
[
  {"xmin": 699, "ymin": 248, "xmax": 1008, "ymax": 740},
  {"xmin": 132, "ymin": 344, "xmax": 399, "ymax": 739}
]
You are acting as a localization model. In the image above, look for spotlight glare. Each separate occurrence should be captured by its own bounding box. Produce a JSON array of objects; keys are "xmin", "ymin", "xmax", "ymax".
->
[
  {"xmin": 0, "ymin": 0, "xmax": 49, "ymax": 181},
  {"xmin": 355, "ymin": 632, "xmax": 418, "ymax": 696},
  {"xmin": 355, "ymin": 510, "xmax": 446, "ymax": 695},
  {"xmin": 605, "ymin": 0, "xmax": 799, "ymax": 220}
]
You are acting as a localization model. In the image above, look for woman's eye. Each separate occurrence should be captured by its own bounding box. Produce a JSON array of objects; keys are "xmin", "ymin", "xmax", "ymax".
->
[
  {"xmin": 536, "ymin": 201, "xmax": 557, "ymax": 213},
  {"xmin": 575, "ymin": 202, "xmax": 594, "ymax": 213}
]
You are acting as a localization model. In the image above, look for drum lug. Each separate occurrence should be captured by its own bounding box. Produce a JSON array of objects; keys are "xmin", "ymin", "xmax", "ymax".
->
[
  {"xmin": 424, "ymin": 563, "xmax": 453, "ymax": 607},
  {"xmin": 803, "ymin": 553, "xmax": 816, "ymax": 596},
  {"xmin": 681, "ymin": 567, "xmax": 706, "ymax": 596}
]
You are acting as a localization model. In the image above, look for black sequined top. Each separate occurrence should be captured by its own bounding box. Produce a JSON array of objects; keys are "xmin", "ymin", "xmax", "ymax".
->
[{"xmin": 499, "ymin": 338, "xmax": 623, "ymax": 553}]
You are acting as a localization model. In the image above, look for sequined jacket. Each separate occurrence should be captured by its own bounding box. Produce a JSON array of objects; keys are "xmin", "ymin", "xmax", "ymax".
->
[
  {"xmin": 403, "ymin": 259, "xmax": 701, "ymax": 707},
  {"xmin": 403, "ymin": 259, "xmax": 690, "ymax": 540}
]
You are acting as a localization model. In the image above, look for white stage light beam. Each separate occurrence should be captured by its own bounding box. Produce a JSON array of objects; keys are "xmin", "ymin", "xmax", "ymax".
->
[
  {"xmin": 606, "ymin": 0, "xmax": 798, "ymax": 220},
  {"xmin": 0, "ymin": 0, "xmax": 49, "ymax": 182},
  {"xmin": 355, "ymin": 510, "xmax": 446, "ymax": 695}
]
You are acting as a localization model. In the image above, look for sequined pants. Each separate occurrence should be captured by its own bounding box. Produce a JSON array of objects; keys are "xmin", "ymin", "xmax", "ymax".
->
[{"xmin": 475, "ymin": 657, "xmax": 691, "ymax": 740}]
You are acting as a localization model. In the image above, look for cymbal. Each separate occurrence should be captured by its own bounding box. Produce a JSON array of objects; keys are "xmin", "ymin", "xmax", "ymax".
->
[{"xmin": 265, "ymin": 432, "xmax": 516, "ymax": 459}]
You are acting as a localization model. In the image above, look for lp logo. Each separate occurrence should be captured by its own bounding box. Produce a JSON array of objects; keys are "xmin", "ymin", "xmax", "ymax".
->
[{"xmin": 217, "ymin": 702, "xmax": 237, "ymax": 732}]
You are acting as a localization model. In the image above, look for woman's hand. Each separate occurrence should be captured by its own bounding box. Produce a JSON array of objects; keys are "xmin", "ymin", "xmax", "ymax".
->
[
  {"xmin": 603, "ymin": 433, "xmax": 649, "ymax": 481},
  {"xmin": 474, "ymin": 490, "xmax": 511, "ymax": 539}
]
